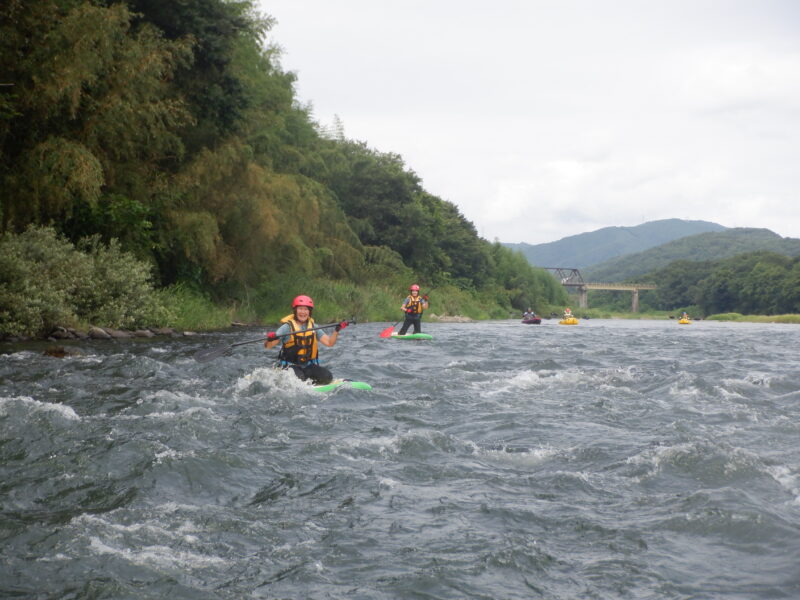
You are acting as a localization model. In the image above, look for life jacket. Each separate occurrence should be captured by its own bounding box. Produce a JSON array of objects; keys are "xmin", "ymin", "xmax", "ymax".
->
[
  {"xmin": 405, "ymin": 295, "xmax": 424, "ymax": 315},
  {"xmin": 278, "ymin": 315, "xmax": 318, "ymax": 365}
]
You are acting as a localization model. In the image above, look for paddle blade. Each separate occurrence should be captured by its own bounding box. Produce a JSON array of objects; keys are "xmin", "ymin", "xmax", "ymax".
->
[
  {"xmin": 379, "ymin": 326, "xmax": 395, "ymax": 338},
  {"xmin": 193, "ymin": 344, "xmax": 232, "ymax": 363}
]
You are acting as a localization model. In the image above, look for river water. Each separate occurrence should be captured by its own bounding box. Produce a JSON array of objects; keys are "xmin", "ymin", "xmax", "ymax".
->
[{"xmin": 1, "ymin": 318, "xmax": 799, "ymax": 599}]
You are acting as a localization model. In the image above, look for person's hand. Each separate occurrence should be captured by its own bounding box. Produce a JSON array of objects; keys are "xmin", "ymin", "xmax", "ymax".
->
[
  {"xmin": 422, "ymin": 294, "xmax": 429, "ymax": 301},
  {"xmin": 335, "ymin": 320, "xmax": 349, "ymax": 332},
  {"xmin": 266, "ymin": 331, "xmax": 277, "ymax": 341}
]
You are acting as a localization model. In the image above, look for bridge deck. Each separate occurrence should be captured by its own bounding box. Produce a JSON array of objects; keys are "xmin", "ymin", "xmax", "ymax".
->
[
  {"xmin": 584, "ymin": 282, "xmax": 657, "ymax": 291},
  {"xmin": 560, "ymin": 282, "xmax": 657, "ymax": 290}
]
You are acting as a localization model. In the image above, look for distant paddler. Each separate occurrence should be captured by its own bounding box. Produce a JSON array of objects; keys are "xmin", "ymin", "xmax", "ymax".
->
[
  {"xmin": 559, "ymin": 307, "xmax": 579, "ymax": 325},
  {"xmin": 398, "ymin": 284, "xmax": 429, "ymax": 335},
  {"xmin": 264, "ymin": 295, "xmax": 350, "ymax": 385},
  {"xmin": 522, "ymin": 307, "xmax": 541, "ymax": 324}
]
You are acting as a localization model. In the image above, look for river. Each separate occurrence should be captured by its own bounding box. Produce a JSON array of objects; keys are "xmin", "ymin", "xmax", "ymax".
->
[{"xmin": 1, "ymin": 318, "xmax": 799, "ymax": 599}]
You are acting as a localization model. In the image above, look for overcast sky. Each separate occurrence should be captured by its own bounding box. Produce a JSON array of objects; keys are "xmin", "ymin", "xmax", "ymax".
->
[{"xmin": 257, "ymin": 1, "xmax": 800, "ymax": 245}]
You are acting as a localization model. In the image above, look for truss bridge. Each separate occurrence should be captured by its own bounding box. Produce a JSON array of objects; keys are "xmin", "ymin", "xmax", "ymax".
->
[{"xmin": 542, "ymin": 268, "xmax": 657, "ymax": 312}]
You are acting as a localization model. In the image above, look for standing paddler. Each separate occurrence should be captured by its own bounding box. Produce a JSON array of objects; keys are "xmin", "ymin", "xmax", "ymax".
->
[
  {"xmin": 264, "ymin": 295, "xmax": 349, "ymax": 385},
  {"xmin": 397, "ymin": 284, "xmax": 429, "ymax": 335}
]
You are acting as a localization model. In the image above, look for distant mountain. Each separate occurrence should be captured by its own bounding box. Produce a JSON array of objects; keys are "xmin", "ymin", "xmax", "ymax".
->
[
  {"xmin": 503, "ymin": 219, "xmax": 726, "ymax": 269},
  {"xmin": 583, "ymin": 228, "xmax": 800, "ymax": 282}
]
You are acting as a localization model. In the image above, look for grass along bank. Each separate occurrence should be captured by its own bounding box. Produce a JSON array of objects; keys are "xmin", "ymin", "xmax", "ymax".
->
[{"xmin": 157, "ymin": 278, "xmax": 519, "ymax": 333}]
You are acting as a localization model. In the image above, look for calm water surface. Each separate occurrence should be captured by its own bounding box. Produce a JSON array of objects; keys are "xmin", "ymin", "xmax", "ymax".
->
[{"xmin": 1, "ymin": 319, "xmax": 799, "ymax": 599}]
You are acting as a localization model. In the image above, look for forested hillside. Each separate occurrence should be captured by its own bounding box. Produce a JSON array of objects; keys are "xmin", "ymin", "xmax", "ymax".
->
[
  {"xmin": 645, "ymin": 251, "xmax": 800, "ymax": 315},
  {"xmin": 0, "ymin": 0, "xmax": 566, "ymax": 336},
  {"xmin": 583, "ymin": 228, "xmax": 800, "ymax": 282},
  {"xmin": 504, "ymin": 219, "xmax": 725, "ymax": 268},
  {"xmin": 586, "ymin": 250, "xmax": 800, "ymax": 316}
]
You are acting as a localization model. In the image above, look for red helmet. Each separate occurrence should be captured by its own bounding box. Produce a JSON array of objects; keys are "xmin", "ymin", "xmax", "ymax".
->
[
  {"xmin": 292, "ymin": 295, "xmax": 314, "ymax": 308},
  {"xmin": 409, "ymin": 284, "xmax": 420, "ymax": 291}
]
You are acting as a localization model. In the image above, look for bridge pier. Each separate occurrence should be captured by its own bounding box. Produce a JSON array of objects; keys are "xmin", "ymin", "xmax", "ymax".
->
[
  {"xmin": 576, "ymin": 286, "xmax": 640, "ymax": 311},
  {"xmin": 578, "ymin": 286, "xmax": 588, "ymax": 309}
]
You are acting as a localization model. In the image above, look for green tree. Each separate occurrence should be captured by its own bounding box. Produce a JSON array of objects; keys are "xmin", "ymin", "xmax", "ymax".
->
[
  {"xmin": 777, "ymin": 261, "xmax": 800, "ymax": 313},
  {"xmin": 121, "ymin": 0, "xmax": 264, "ymax": 151},
  {"xmin": 1, "ymin": 0, "xmax": 192, "ymax": 236}
]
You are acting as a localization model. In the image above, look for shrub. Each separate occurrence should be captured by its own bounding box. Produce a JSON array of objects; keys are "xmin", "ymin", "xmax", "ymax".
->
[
  {"xmin": 0, "ymin": 226, "xmax": 169, "ymax": 336},
  {"xmin": 0, "ymin": 226, "xmax": 87, "ymax": 335},
  {"xmin": 74, "ymin": 235, "xmax": 169, "ymax": 328}
]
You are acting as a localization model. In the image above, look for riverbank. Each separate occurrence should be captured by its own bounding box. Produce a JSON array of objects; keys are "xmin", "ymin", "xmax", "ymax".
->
[
  {"xmin": 548, "ymin": 307, "xmax": 800, "ymax": 324},
  {"xmin": 0, "ymin": 325, "xmax": 199, "ymax": 343}
]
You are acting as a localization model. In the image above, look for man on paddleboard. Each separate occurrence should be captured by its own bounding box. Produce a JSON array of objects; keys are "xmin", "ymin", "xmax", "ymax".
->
[
  {"xmin": 264, "ymin": 295, "xmax": 348, "ymax": 385},
  {"xmin": 398, "ymin": 284, "xmax": 429, "ymax": 335}
]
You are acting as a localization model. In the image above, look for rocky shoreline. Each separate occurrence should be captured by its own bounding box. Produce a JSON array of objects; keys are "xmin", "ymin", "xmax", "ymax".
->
[
  {"xmin": 0, "ymin": 325, "xmax": 207, "ymax": 358},
  {"xmin": 0, "ymin": 319, "xmax": 275, "ymax": 343},
  {"xmin": 1, "ymin": 325, "xmax": 199, "ymax": 343}
]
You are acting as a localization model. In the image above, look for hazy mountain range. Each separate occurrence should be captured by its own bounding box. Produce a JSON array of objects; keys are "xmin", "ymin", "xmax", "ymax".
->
[
  {"xmin": 504, "ymin": 219, "xmax": 800, "ymax": 282},
  {"xmin": 583, "ymin": 228, "xmax": 800, "ymax": 282},
  {"xmin": 503, "ymin": 219, "xmax": 726, "ymax": 269}
]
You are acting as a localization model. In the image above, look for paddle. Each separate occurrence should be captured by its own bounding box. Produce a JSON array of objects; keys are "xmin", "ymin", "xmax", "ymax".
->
[
  {"xmin": 193, "ymin": 320, "xmax": 353, "ymax": 363},
  {"xmin": 379, "ymin": 320, "xmax": 402, "ymax": 338}
]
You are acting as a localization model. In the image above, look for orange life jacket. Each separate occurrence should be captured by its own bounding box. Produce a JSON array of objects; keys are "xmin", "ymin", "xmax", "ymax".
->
[
  {"xmin": 405, "ymin": 296, "xmax": 424, "ymax": 315},
  {"xmin": 278, "ymin": 315, "xmax": 318, "ymax": 365}
]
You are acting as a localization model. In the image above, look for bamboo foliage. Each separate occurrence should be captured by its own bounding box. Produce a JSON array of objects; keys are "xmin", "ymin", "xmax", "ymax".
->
[
  {"xmin": 19, "ymin": 137, "xmax": 104, "ymax": 223},
  {"xmin": 1, "ymin": 0, "xmax": 192, "ymax": 231},
  {"xmin": 25, "ymin": 4, "xmax": 133, "ymax": 118},
  {"xmin": 166, "ymin": 209, "xmax": 229, "ymax": 281},
  {"xmin": 21, "ymin": 2, "xmax": 192, "ymax": 156}
]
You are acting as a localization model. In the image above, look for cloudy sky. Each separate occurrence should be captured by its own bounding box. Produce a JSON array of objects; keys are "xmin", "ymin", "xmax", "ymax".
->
[{"xmin": 257, "ymin": 1, "xmax": 800, "ymax": 244}]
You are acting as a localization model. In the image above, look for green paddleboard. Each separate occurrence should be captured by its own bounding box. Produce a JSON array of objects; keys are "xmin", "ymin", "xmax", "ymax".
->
[
  {"xmin": 390, "ymin": 333, "xmax": 433, "ymax": 340},
  {"xmin": 312, "ymin": 379, "xmax": 372, "ymax": 392}
]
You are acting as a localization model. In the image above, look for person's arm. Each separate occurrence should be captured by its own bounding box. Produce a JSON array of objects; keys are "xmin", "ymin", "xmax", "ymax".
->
[
  {"xmin": 265, "ymin": 323, "xmax": 290, "ymax": 349},
  {"xmin": 319, "ymin": 320, "xmax": 349, "ymax": 347},
  {"xmin": 319, "ymin": 330, "xmax": 337, "ymax": 347},
  {"xmin": 400, "ymin": 297, "xmax": 409, "ymax": 312}
]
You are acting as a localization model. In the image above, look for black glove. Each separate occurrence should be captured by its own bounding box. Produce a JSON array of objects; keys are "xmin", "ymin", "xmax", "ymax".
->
[
  {"xmin": 266, "ymin": 331, "xmax": 277, "ymax": 341},
  {"xmin": 334, "ymin": 320, "xmax": 349, "ymax": 332}
]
